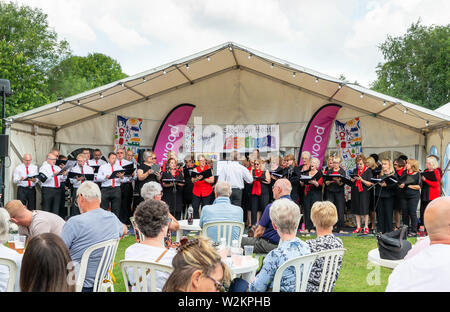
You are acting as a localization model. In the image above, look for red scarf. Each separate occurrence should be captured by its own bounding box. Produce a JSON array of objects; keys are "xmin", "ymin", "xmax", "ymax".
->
[
  {"xmin": 396, "ymin": 167, "xmax": 405, "ymax": 177},
  {"xmin": 252, "ymin": 169, "xmax": 263, "ymax": 196},
  {"xmin": 356, "ymin": 166, "xmax": 366, "ymax": 192}
]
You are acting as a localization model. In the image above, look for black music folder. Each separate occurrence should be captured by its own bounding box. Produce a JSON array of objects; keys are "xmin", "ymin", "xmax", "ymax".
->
[
  {"xmin": 68, "ymin": 172, "xmax": 95, "ymax": 181},
  {"xmin": 421, "ymin": 171, "xmax": 437, "ymax": 182},
  {"xmin": 190, "ymin": 169, "xmax": 212, "ymax": 180}
]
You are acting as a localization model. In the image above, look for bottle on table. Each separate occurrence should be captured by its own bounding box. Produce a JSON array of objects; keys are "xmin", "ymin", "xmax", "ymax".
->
[{"xmin": 187, "ymin": 206, "xmax": 193, "ymax": 225}]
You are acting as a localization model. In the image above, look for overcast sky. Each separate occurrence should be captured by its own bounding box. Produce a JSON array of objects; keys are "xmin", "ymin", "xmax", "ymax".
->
[{"xmin": 10, "ymin": 0, "xmax": 450, "ymax": 87}]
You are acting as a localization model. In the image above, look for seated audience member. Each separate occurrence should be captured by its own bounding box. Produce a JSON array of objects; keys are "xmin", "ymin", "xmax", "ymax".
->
[
  {"xmin": 199, "ymin": 181, "xmax": 244, "ymax": 242},
  {"xmin": 20, "ymin": 233, "xmax": 74, "ymax": 292},
  {"xmin": 240, "ymin": 178, "xmax": 293, "ymax": 253},
  {"xmin": 0, "ymin": 208, "xmax": 22, "ymax": 292},
  {"xmin": 5, "ymin": 200, "xmax": 65, "ymax": 242},
  {"xmin": 162, "ymin": 237, "xmax": 231, "ymax": 292},
  {"xmin": 124, "ymin": 200, "xmax": 177, "ymax": 292},
  {"xmin": 231, "ymin": 198, "xmax": 310, "ymax": 292},
  {"xmin": 386, "ymin": 196, "xmax": 450, "ymax": 292},
  {"xmin": 404, "ymin": 236, "xmax": 430, "ymax": 261},
  {"xmin": 306, "ymin": 201, "xmax": 344, "ymax": 292},
  {"xmin": 60, "ymin": 181, "xmax": 127, "ymax": 292},
  {"xmin": 141, "ymin": 181, "xmax": 179, "ymax": 232}
]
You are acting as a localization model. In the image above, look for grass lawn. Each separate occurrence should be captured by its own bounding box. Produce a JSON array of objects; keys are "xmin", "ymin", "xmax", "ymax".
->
[{"xmin": 110, "ymin": 233, "xmax": 417, "ymax": 292}]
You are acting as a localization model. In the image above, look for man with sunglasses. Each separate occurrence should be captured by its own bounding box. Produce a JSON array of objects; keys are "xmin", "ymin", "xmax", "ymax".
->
[{"xmin": 39, "ymin": 153, "xmax": 69, "ymax": 215}]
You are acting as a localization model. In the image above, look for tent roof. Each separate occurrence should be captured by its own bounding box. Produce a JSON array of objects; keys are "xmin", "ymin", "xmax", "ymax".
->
[
  {"xmin": 435, "ymin": 102, "xmax": 450, "ymax": 117},
  {"xmin": 9, "ymin": 42, "xmax": 450, "ymax": 133}
]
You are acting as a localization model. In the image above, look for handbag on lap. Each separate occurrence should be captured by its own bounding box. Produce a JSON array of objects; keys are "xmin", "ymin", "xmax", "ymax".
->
[{"xmin": 376, "ymin": 225, "xmax": 412, "ymax": 260}]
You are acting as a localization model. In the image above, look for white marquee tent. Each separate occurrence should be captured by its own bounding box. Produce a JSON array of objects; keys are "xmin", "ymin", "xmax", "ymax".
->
[{"xmin": 5, "ymin": 42, "xmax": 450, "ymax": 202}]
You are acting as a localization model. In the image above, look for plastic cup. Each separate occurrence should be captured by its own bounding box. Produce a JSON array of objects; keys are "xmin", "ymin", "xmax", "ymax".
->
[
  {"xmin": 14, "ymin": 235, "xmax": 26, "ymax": 254},
  {"xmin": 244, "ymin": 245, "xmax": 254, "ymax": 257},
  {"xmin": 8, "ymin": 234, "xmax": 17, "ymax": 249}
]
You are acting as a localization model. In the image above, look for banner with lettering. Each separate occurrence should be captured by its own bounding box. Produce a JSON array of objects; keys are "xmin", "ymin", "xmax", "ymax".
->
[
  {"xmin": 114, "ymin": 115, "xmax": 143, "ymax": 156},
  {"xmin": 153, "ymin": 103, "xmax": 196, "ymax": 166},
  {"xmin": 298, "ymin": 104, "xmax": 342, "ymax": 169}
]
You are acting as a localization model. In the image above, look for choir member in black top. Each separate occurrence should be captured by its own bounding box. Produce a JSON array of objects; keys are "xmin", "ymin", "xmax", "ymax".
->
[
  {"xmin": 399, "ymin": 159, "xmax": 421, "ymax": 236},
  {"xmin": 393, "ymin": 158, "xmax": 407, "ymax": 230},
  {"xmin": 350, "ymin": 154, "xmax": 373, "ymax": 234},
  {"xmin": 322, "ymin": 155, "xmax": 334, "ymax": 200},
  {"xmin": 298, "ymin": 151, "xmax": 311, "ymax": 208},
  {"xmin": 325, "ymin": 156, "xmax": 347, "ymax": 233},
  {"xmin": 366, "ymin": 156, "xmax": 380, "ymax": 233},
  {"xmin": 300, "ymin": 157, "xmax": 323, "ymax": 233},
  {"xmin": 249, "ymin": 159, "xmax": 271, "ymax": 226},
  {"xmin": 268, "ymin": 155, "xmax": 283, "ymax": 203},
  {"xmin": 283, "ymin": 154, "xmax": 301, "ymax": 205},
  {"xmin": 182, "ymin": 155, "xmax": 196, "ymax": 216},
  {"xmin": 375, "ymin": 159, "xmax": 397, "ymax": 233},
  {"xmin": 162, "ymin": 158, "xmax": 185, "ymax": 220},
  {"xmin": 136, "ymin": 151, "xmax": 161, "ymax": 205}
]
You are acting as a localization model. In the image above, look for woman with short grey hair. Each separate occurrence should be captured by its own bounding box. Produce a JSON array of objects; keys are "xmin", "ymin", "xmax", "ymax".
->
[
  {"xmin": 0, "ymin": 208, "xmax": 22, "ymax": 292},
  {"xmin": 124, "ymin": 200, "xmax": 177, "ymax": 292}
]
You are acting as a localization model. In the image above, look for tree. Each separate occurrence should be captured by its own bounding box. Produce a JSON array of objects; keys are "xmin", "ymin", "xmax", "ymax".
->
[
  {"xmin": 47, "ymin": 53, "xmax": 128, "ymax": 101},
  {"xmin": 0, "ymin": 2, "xmax": 71, "ymax": 116},
  {"xmin": 371, "ymin": 21, "xmax": 450, "ymax": 110}
]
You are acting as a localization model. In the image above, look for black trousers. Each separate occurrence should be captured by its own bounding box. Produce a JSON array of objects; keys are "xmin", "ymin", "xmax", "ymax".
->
[
  {"xmin": 230, "ymin": 188, "xmax": 243, "ymax": 207},
  {"xmin": 419, "ymin": 200, "xmax": 429, "ymax": 227},
  {"xmin": 250, "ymin": 193, "xmax": 269, "ymax": 226},
  {"xmin": 303, "ymin": 191, "xmax": 322, "ymax": 231},
  {"xmin": 326, "ymin": 191, "xmax": 345, "ymax": 232},
  {"xmin": 71, "ymin": 188, "xmax": 80, "ymax": 217},
  {"xmin": 120, "ymin": 183, "xmax": 133, "ymax": 225},
  {"xmin": 400, "ymin": 195, "xmax": 419, "ymax": 234},
  {"xmin": 192, "ymin": 193, "xmax": 214, "ymax": 219},
  {"xmin": 59, "ymin": 182, "xmax": 68, "ymax": 219},
  {"xmin": 17, "ymin": 186, "xmax": 36, "ymax": 210},
  {"xmin": 101, "ymin": 187, "xmax": 121, "ymax": 218},
  {"xmin": 41, "ymin": 187, "xmax": 62, "ymax": 215},
  {"xmin": 377, "ymin": 197, "xmax": 394, "ymax": 233}
]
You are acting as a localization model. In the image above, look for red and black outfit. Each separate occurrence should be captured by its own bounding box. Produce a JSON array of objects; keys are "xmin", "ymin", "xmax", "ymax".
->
[
  {"xmin": 420, "ymin": 168, "xmax": 441, "ymax": 227},
  {"xmin": 303, "ymin": 170, "xmax": 323, "ymax": 231},
  {"xmin": 162, "ymin": 168, "xmax": 184, "ymax": 220},
  {"xmin": 192, "ymin": 165, "xmax": 214, "ymax": 219},
  {"xmin": 250, "ymin": 169, "xmax": 270, "ymax": 226},
  {"xmin": 325, "ymin": 167, "xmax": 346, "ymax": 232},
  {"xmin": 350, "ymin": 166, "xmax": 373, "ymax": 216}
]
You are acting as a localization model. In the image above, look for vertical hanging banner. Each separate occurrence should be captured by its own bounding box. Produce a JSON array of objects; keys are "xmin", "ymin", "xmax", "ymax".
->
[
  {"xmin": 153, "ymin": 103, "xmax": 196, "ymax": 166},
  {"xmin": 298, "ymin": 104, "xmax": 342, "ymax": 169},
  {"xmin": 335, "ymin": 117, "xmax": 362, "ymax": 176},
  {"xmin": 114, "ymin": 115, "xmax": 143, "ymax": 157}
]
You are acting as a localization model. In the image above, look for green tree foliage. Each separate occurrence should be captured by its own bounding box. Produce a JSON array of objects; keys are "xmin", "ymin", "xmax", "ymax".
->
[
  {"xmin": 372, "ymin": 21, "xmax": 450, "ymax": 110},
  {"xmin": 47, "ymin": 53, "xmax": 128, "ymax": 101},
  {"xmin": 0, "ymin": 1, "xmax": 71, "ymax": 116}
]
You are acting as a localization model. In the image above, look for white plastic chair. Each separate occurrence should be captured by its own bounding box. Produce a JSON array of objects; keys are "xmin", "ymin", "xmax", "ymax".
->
[
  {"xmin": 75, "ymin": 238, "xmax": 120, "ymax": 292},
  {"xmin": 201, "ymin": 221, "xmax": 245, "ymax": 247},
  {"xmin": 313, "ymin": 248, "xmax": 346, "ymax": 292},
  {"xmin": 272, "ymin": 253, "xmax": 318, "ymax": 292},
  {"xmin": 0, "ymin": 258, "xmax": 17, "ymax": 292},
  {"xmin": 130, "ymin": 216, "xmax": 145, "ymax": 243},
  {"xmin": 120, "ymin": 260, "xmax": 173, "ymax": 292}
]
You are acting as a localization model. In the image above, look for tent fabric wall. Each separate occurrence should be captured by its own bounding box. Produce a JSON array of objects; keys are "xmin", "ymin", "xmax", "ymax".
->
[
  {"xmin": 6, "ymin": 123, "xmax": 55, "ymax": 203},
  {"xmin": 54, "ymin": 69, "xmax": 424, "ymax": 151}
]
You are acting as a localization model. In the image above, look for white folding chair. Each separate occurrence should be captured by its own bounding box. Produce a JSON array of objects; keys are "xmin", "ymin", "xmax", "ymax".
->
[
  {"xmin": 312, "ymin": 248, "xmax": 346, "ymax": 292},
  {"xmin": 272, "ymin": 253, "xmax": 318, "ymax": 292},
  {"xmin": 75, "ymin": 238, "xmax": 120, "ymax": 292},
  {"xmin": 130, "ymin": 216, "xmax": 145, "ymax": 243},
  {"xmin": 120, "ymin": 260, "xmax": 173, "ymax": 292},
  {"xmin": 201, "ymin": 221, "xmax": 245, "ymax": 247},
  {"xmin": 0, "ymin": 258, "xmax": 17, "ymax": 292}
]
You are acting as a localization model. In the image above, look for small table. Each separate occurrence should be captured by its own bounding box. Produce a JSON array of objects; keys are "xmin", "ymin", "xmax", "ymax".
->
[
  {"xmin": 175, "ymin": 219, "xmax": 202, "ymax": 242},
  {"xmin": 225, "ymin": 256, "xmax": 260, "ymax": 282},
  {"xmin": 368, "ymin": 248, "xmax": 403, "ymax": 269}
]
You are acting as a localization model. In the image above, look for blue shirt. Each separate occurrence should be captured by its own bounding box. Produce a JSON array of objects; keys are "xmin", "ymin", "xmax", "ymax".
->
[
  {"xmin": 249, "ymin": 237, "xmax": 311, "ymax": 292},
  {"xmin": 61, "ymin": 208, "xmax": 123, "ymax": 288},
  {"xmin": 259, "ymin": 195, "xmax": 293, "ymax": 244},
  {"xmin": 199, "ymin": 197, "xmax": 243, "ymax": 243}
]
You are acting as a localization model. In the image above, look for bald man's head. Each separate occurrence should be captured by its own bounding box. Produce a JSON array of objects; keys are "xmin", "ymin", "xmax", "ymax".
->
[
  {"xmin": 424, "ymin": 196, "xmax": 450, "ymax": 245},
  {"xmin": 273, "ymin": 178, "xmax": 292, "ymax": 199}
]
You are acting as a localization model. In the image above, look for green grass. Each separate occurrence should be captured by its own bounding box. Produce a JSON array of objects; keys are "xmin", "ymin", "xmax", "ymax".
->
[{"xmin": 110, "ymin": 234, "xmax": 417, "ymax": 292}]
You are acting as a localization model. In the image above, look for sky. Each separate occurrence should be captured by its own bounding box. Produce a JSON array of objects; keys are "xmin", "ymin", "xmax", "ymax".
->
[{"xmin": 8, "ymin": 0, "xmax": 450, "ymax": 87}]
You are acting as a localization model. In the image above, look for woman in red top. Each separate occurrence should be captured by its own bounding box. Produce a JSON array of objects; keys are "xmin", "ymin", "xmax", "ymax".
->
[
  {"xmin": 191, "ymin": 155, "xmax": 215, "ymax": 219},
  {"xmin": 420, "ymin": 156, "xmax": 441, "ymax": 228},
  {"xmin": 300, "ymin": 157, "xmax": 323, "ymax": 233}
]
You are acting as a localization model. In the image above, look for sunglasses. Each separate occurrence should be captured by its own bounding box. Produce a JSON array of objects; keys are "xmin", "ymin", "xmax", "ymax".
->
[{"xmin": 205, "ymin": 274, "xmax": 225, "ymax": 292}]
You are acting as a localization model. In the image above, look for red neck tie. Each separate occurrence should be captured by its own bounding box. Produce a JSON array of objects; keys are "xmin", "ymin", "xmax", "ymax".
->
[
  {"xmin": 120, "ymin": 160, "xmax": 122, "ymax": 166},
  {"xmin": 111, "ymin": 165, "xmax": 115, "ymax": 188},
  {"xmin": 96, "ymin": 160, "xmax": 98, "ymax": 165},
  {"xmin": 26, "ymin": 166, "xmax": 30, "ymax": 187},
  {"xmin": 81, "ymin": 166, "xmax": 84, "ymax": 184},
  {"xmin": 51, "ymin": 166, "xmax": 59, "ymax": 188}
]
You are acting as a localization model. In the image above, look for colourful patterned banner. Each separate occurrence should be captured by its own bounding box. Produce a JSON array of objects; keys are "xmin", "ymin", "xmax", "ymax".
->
[{"xmin": 114, "ymin": 115, "xmax": 143, "ymax": 157}]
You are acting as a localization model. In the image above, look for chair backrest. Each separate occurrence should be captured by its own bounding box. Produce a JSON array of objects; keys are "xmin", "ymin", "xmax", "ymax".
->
[
  {"xmin": 120, "ymin": 260, "xmax": 173, "ymax": 292},
  {"xmin": 312, "ymin": 248, "xmax": 346, "ymax": 292},
  {"xmin": 272, "ymin": 253, "xmax": 318, "ymax": 292},
  {"xmin": 201, "ymin": 221, "xmax": 245, "ymax": 247},
  {"xmin": 130, "ymin": 216, "xmax": 145, "ymax": 243},
  {"xmin": 76, "ymin": 238, "xmax": 120, "ymax": 292},
  {"xmin": 0, "ymin": 258, "xmax": 17, "ymax": 292}
]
